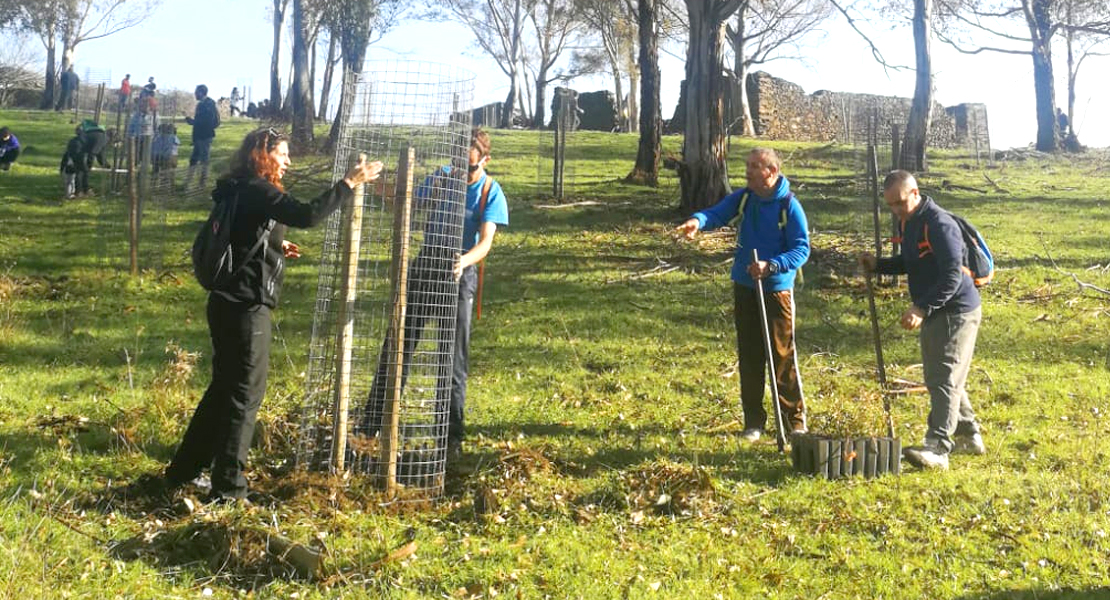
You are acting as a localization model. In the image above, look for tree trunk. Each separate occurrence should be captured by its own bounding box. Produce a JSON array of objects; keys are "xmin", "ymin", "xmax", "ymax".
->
[
  {"xmin": 499, "ymin": 0, "xmax": 524, "ymax": 128},
  {"xmin": 901, "ymin": 0, "xmax": 933, "ymax": 172},
  {"xmin": 291, "ymin": 0, "xmax": 314, "ymax": 146},
  {"xmin": 627, "ymin": 61, "xmax": 640, "ymax": 134},
  {"xmin": 679, "ymin": 0, "xmax": 736, "ymax": 211},
  {"xmin": 612, "ymin": 68, "xmax": 625, "ymax": 132},
  {"xmin": 1065, "ymin": 24, "xmax": 1075, "ymax": 138},
  {"xmin": 327, "ymin": 20, "xmax": 370, "ymax": 151},
  {"xmin": 626, "ymin": 0, "xmax": 661, "ymax": 186},
  {"xmin": 318, "ymin": 34, "xmax": 339, "ymax": 121},
  {"xmin": 41, "ymin": 43, "xmax": 57, "ymax": 110},
  {"xmin": 534, "ymin": 73, "xmax": 548, "ymax": 129},
  {"xmin": 1027, "ymin": 0, "xmax": 1058, "ymax": 152},
  {"xmin": 270, "ymin": 0, "xmax": 286, "ymax": 110},
  {"xmin": 731, "ymin": 7, "xmax": 756, "ymax": 136}
]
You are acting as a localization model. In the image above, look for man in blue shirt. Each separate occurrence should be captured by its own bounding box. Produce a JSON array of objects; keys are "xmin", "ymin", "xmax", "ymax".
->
[
  {"xmin": 364, "ymin": 128, "xmax": 509, "ymax": 463},
  {"xmin": 860, "ymin": 170, "xmax": 985, "ymax": 470},
  {"xmin": 677, "ymin": 148, "xmax": 811, "ymax": 443}
]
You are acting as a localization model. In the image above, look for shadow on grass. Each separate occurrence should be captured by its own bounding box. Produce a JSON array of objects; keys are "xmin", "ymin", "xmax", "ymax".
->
[
  {"xmin": 474, "ymin": 420, "xmax": 792, "ymax": 487},
  {"xmin": 955, "ymin": 589, "xmax": 1110, "ymax": 600}
]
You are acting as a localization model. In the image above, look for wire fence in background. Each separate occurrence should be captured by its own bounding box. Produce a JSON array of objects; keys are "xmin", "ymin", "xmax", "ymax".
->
[{"xmin": 298, "ymin": 61, "xmax": 475, "ymax": 502}]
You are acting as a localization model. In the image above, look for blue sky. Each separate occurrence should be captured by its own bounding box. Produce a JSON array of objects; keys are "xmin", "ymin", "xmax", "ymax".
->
[{"xmin": 60, "ymin": 0, "xmax": 1110, "ymax": 149}]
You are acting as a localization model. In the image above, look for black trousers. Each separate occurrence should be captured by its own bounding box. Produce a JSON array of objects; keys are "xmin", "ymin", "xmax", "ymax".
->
[
  {"xmin": 166, "ymin": 294, "xmax": 271, "ymax": 498},
  {"xmin": 0, "ymin": 148, "xmax": 19, "ymax": 168},
  {"xmin": 74, "ymin": 165, "xmax": 89, "ymax": 193},
  {"xmin": 365, "ymin": 258, "xmax": 476, "ymax": 443}
]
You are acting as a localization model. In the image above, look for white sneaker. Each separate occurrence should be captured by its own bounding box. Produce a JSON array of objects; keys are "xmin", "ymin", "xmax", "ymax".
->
[
  {"xmin": 953, "ymin": 433, "xmax": 986, "ymax": 455},
  {"xmin": 739, "ymin": 428, "xmax": 762, "ymax": 443},
  {"xmin": 904, "ymin": 446, "xmax": 949, "ymax": 470}
]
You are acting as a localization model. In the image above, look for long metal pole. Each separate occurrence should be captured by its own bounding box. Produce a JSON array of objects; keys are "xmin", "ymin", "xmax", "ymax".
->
[
  {"xmin": 866, "ymin": 272, "xmax": 894, "ymax": 438},
  {"xmin": 751, "ymin": 249, "xmax": 787, "ymax": 452}
]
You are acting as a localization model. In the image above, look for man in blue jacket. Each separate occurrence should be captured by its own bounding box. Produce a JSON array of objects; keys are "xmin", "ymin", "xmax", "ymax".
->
[
  {"xmin": 183, "ymin": 84, "xmax": 220, "ymax": 193},
  {"xmin": 677, "ymin": 147, "xmax": 811, "ymax": 442},
  {"xmin": 860, "ymin": 170, "xmax": 985, "ymax": 470}
]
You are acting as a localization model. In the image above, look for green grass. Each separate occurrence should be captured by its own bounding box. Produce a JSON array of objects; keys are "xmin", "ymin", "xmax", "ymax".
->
[{"xmin": 2, "ymin": 109, "xmax": 1110, "ymax": 599}]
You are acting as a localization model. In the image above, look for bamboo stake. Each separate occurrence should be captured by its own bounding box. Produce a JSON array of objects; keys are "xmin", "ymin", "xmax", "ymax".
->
[
  {"xmin": 330, "ymin": 152, "xmax": 366, "ymax": 472},
  {"xmin": 380, "ymin": 146, "xmax": 416, "ymax": 493}
]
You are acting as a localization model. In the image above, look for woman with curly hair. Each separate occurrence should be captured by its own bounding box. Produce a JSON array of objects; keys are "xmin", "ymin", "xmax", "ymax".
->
[{"xmin": 164, "ymin": 127, "xmax": 382, "ymax": 503}]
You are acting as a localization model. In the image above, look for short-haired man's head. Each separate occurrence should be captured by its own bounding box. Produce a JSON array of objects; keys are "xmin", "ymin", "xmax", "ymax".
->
[
  {"xmin": 748, "ymin": 147, "xmax": 782, "ymax": 172},
  {"xmin": 471, "ymin": 128, "xmax": 491, "ymax": 159},
  {"xmin": 883, "ymin": 170, "xmax": 917, "ymax": 194},
  {"xmin": 0, "ymin": 127, "xmax": 9, "ymax": 139},
  {"xmin": 195, "ymin": 84, "xmax": 208, "ymax": 97}
]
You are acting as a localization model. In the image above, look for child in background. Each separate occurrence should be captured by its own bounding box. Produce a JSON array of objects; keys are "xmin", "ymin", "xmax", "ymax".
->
[
  {"xmin": 152, "ymin": 122, "xmax": 180, "ymax": 189},
  {"xmin": 60, "ymin": 128, "xmax": 85, "ymax": 199}
]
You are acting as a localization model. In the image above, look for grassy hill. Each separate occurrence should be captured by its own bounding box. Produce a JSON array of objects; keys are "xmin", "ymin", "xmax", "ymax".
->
[{"xmin": 1, "ymin": 109, "xmax": 1109, "ymax": 599}]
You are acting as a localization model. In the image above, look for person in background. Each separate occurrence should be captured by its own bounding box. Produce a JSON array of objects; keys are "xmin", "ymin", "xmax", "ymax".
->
[
  {"xmin": 230, "ymin": 87, "xmax": 242, "ymax": 117},
  {"xmin": 56, "ymin": 66, "xmax": 79, "ymax": 111},
  {"xmin": 118, "ymin": 74, "xmax": 131, "ymax": 111},
  {"xmin": 162, "ymin": 127, "xmax": 383, "ymax": 503},
  {"xmin": 152, "ymin": 122, "xmax": 181, "ymax": 189},
  {"xmin": 183, "ymin": 84, "xmax": 221, "ymax": 193},
  {"xmin": 60, "ymin": 128, "xmax": 84, "ymax": 199},
  {"xmin": 0, "ymin": 127, "xmax": 20, "ymax": 171}
]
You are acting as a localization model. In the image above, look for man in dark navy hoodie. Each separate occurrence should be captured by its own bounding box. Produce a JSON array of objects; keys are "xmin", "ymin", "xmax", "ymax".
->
[
  {"xmin": 860, "ymin": 170, "xmax": 985, "ymax": 470},
  {"xmin": 183, "ymin": 84, "xmax": 220, "ymax": 193},
  {"xmin": 678, "ymin": 147, "xmax": 811, "ymax": 443}
]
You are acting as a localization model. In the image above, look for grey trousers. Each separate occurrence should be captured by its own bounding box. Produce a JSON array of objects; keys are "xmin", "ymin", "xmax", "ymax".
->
[{"xmin": 920, "ymin": 306, "xmax": 981, "ymax": 453}]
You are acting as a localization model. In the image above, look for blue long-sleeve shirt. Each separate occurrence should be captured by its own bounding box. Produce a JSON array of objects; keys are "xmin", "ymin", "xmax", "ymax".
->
[
  {"xmin": 692, "ymin": 175, "xmax": 810, "ymax": 292},
  {"xmin": 876, "ymin": 195, "xmax": 980, "ymax": 318},
  {"xmin": 0, "ymin": 133, "xmax": 19, "ymax": 156}
]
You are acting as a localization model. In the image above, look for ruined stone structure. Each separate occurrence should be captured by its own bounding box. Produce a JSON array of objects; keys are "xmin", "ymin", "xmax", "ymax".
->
[
  {"xmin": 549, "ymin": 88, "xmax": 619, "ymax": 131},
  {"xmin": 668, "ymin": 71, "xmax": 989, "ymax": 150}
]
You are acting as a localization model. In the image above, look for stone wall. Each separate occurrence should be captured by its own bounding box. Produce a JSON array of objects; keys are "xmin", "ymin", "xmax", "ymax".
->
[
  {"xmin": 666, "ymin": 71, "xmax": 988, "ymax": 150},
  {"xmin": 745, "ymin": 71, "xmax": 986, "ymax": 149}
]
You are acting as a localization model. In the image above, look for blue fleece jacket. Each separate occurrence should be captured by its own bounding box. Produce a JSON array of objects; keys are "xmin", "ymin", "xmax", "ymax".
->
[
  {"xmin": 876, "ymin": 195, "xmax": 980, "ymax": 318},
  {"xmin": 692, "ymin": 175, "xmax": 810, "ymax": 291}
]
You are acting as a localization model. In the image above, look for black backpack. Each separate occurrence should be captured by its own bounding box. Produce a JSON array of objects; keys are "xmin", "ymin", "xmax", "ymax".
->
[{"xmin": 192, "ymin": 192, "xmax": 274, "ymax": 291}]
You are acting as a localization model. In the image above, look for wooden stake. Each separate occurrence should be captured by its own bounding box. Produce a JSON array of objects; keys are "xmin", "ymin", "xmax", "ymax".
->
[
  {"xmin": 93, "ymin": 83, "xmax": 105, "ymax": 124},
  {"xmin": 330, "ymin": 152, "xmax": 366, "ymax": 472},
  {"xmin": 865, "ymin": 272, "xmax": 893, "ymax": 439},
  {"xmin": 128, "ymin": 137, "xmax": 138, "ymax": 276},
  {"xmin": 381, "ymin": 146, "xmax": 416, "ymax": 493}
]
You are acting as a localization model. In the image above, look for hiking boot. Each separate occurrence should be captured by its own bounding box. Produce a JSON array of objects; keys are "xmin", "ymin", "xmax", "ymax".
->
[
  {"xmin": 953, "ymin": 433, "xmax": 986, "ymax": 455},
  {"xmin": 903, "ymin": 446, "xmax": 949, "ymax": 470},
  {"xmin": 739, "ymin": 428, "xmax": 762, "ymax": 443}
]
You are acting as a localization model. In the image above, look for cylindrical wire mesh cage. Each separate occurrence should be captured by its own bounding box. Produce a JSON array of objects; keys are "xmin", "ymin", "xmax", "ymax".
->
[{"xmin": 298, "ymin": 61, "xmax": 475, "ymax": 502}]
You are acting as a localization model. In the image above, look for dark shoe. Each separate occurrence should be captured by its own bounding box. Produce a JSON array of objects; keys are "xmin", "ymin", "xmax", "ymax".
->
[{"xmin": 132, "ymin": 473, "xmax": 172, "ymax": 498}]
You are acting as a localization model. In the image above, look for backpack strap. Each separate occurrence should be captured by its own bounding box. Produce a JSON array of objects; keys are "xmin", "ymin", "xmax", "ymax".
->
[
  {"xmin": 227, "ymin": 190, "xmax": 276, "ymax": 281},
  {"xmin": 726, "ymin": 191, "xmax": 750, "ymax": 229},
  {"xmin": 475, "ymin": 176, "xmax": 493, "ymax": 320}
]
